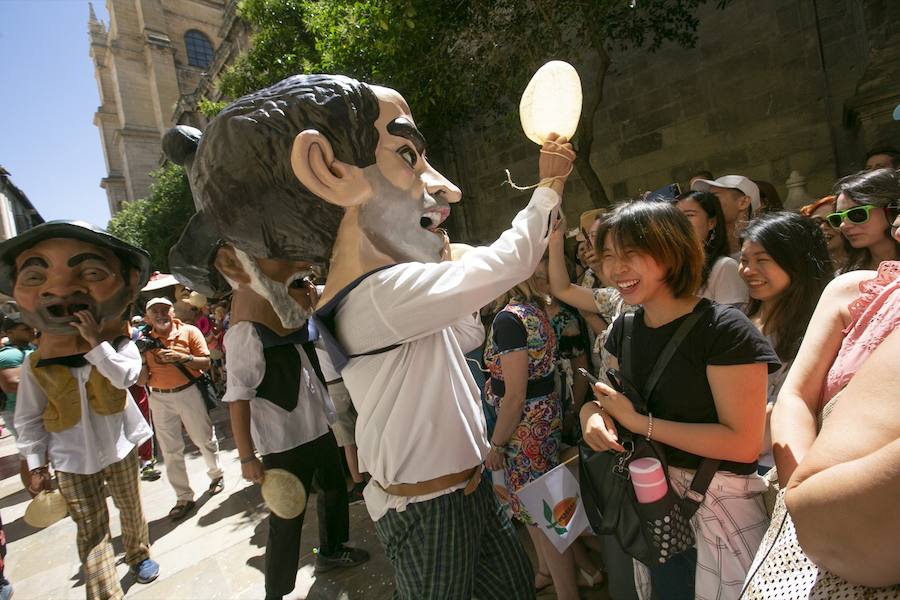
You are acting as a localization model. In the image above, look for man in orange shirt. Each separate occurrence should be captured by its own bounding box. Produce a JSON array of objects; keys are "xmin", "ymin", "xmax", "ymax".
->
[{"xmin": 138, "ymin": 297, "xmax": 223, "ymax": 520}]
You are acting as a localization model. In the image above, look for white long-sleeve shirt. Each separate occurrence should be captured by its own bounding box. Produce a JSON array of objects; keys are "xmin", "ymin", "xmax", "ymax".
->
[
  {"xmin": 15, "ymin": 340, "xmax": 152, "ymax": 474},
  {"xmin": 222, "ymin": 321, "xmax": 332, "ymax": 456},
  {"xmin": 329, "ymin": 187, "xmax": 559, "ymax": 520}
]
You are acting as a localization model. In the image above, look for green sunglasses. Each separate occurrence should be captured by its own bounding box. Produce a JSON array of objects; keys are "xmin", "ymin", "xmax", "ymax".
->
[{"xmin": 825, "ymin": 204, "xmax": 880, "ymax": 229}]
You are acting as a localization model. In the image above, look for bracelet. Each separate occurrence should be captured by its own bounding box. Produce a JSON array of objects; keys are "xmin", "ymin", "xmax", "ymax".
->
[
  {"xmin": 240, "ymin": 455, "xmax": 258, "ymax": 464},
  {"xmin": 490, "ymin": 441, "xmax": 507, "ymax": 455},
  {"xmin": 645, "ymin": 412, "xmax": 654, "ymax": 441}
]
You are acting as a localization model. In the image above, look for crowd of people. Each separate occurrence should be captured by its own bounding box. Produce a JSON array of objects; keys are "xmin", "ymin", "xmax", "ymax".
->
[
  {"xmin": 473, "ymin": 154, "xmax": 900, "ymax": 599},
  {"xmin": 0, "ymin": 67, "xmax": 897, "ymax": 600}
]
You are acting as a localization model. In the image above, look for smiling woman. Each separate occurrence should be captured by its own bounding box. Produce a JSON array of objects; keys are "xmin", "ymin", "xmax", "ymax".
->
[
  {"xmin": 579, "ymin": 201, "xmax": 780, "ymax": 599},
  {"xmin": 832, "ymin": 168, "xmax": 900, "ymax": 272},
  {"xmin": 738, "ymin": 212, "xmax": 833, "ymax": 472}
]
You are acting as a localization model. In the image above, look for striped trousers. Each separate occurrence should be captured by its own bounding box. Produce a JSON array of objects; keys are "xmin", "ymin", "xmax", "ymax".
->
[
  {"xmin": 374, "ymin": 477, "xmax": 535, "ymax": 600},
  {"xmin": 57, "ymin": 449, "xmax": 150, "ymax": 600}
]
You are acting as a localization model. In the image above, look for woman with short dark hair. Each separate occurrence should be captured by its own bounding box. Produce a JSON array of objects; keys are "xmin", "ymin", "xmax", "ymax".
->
[{"xmin": 580, "ymin": 201, "xmax": 779, "ymax": 599}]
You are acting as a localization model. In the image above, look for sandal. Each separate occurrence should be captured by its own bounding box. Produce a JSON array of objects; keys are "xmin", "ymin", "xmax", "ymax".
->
[
  {"xmin": 208, "ymin": 476, "xmax": 224, "ymax": 496},
  {"xmin": 168, "ymin": 500, "xmax": 195, "ymax": 521},
  {"xmin": 535, "ymin": 570, "xmax": 553, "ymax": 592}
]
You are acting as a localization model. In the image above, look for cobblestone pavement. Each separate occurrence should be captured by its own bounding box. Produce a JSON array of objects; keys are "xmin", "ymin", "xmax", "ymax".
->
[{"xmin": 1, "ymin": 407, "xmax": 609, "ymax": 599}]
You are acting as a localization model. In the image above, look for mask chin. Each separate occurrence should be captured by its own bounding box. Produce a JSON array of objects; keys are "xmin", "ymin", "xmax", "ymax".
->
[{"xmin": 234, "ymin": 248, "xmax": 311, "ymax": 329}]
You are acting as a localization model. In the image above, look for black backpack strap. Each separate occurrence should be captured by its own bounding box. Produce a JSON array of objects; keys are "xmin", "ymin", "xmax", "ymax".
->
[
  {"xmin": 628, "ymin": 303, "xmax": 722, "ymax": 512},
  {"xmin": 679, "ymin": 457, "xmax": 720, "ymax": 518},
  {"xmin": 641, "ymin": 308, "xmax": 706, "ymax": 400},
  {"xmin": 621, "ymin": 313, "xmax": 635, "ymax": 383}
]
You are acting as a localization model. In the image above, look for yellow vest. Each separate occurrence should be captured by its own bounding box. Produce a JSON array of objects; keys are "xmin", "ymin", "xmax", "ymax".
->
[{"xmin": 28, "ymin": 352, "xmax": 127, "ymax": 433}]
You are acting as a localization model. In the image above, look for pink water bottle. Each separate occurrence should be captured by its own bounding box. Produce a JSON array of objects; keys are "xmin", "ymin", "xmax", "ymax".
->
[{"xmin": 629, "ymin": 457, "xmax": 668, "ymax": 504}]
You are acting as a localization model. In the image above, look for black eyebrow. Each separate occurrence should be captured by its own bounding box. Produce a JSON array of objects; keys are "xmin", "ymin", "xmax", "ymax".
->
[
  {"xmin": 68, "ymin": 253, "xmax": 110, "ymax": 268},
  {"xmin": 19, "ymin": 257, "xmax": 48, "ymax": 270},
  {"xmin": 386, "ymin": 117, "xmax": 426, "ymax": 156}
]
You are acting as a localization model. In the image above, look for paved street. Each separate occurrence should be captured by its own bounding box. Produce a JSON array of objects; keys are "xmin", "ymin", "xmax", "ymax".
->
[{"xmin": 1, "ymin": 407, "xmax": 609, "ymax": 599}]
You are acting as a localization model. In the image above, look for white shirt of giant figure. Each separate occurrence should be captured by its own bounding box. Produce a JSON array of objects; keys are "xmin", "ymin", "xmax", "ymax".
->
[
  {"xmin": 328, "ymin": 187, "xmax": 559, "ymax": 520},
  {"xmin": 15, "ymin": 339, "xmax": 152, "ymax": 474}
]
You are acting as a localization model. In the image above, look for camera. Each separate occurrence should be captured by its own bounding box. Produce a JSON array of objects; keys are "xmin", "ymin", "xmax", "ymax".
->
[{"xmin": 134, "ymin": 325, "xmax": 165, "ymax": 353}]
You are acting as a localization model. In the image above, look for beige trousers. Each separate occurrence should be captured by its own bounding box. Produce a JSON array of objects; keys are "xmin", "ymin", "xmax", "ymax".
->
[{"xmin": 148, "ymin": 385, "xmax": 223, "ymax": 502}]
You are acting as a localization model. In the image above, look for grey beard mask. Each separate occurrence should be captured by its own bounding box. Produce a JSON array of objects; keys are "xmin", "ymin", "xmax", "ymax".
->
[
  {"xmin": 357, "ymin": 167, "xmax": 447, "ymax": 264},
  {"xmin": 231, "ymin": 248, "xmax": 312, "ymax": 329}
]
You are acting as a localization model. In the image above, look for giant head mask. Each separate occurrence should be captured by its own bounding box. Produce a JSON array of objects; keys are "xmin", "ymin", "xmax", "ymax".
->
[
  {"xmin": 168, "ymin": 74, "xmax": 382, "ymax": 331},
  {"xmin": 169, "ymin": 74, "xmax": 461, "ymax": 324},
  {"xmin": 0, "ymin": 221, "xmax": 150, "ymax": 356}
]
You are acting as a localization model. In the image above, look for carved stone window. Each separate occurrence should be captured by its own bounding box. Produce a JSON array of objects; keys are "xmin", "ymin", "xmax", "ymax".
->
[{"xmin": 185, "ymin": 30, "xmax": 214, "ymax": 68}]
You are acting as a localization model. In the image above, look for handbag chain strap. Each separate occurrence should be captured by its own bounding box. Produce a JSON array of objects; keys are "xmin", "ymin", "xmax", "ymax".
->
[{"xmin": 622, "ymin": 305, "xmax": 720, "ymax": 519}]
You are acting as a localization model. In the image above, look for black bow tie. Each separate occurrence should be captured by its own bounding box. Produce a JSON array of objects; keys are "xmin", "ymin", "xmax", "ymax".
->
[
  {"xmin": 253, "ymin": 320, "xmax": 318, "ymax": 349},
  {"xmin": 36, "ymin": 354, "xmax": 88, "ymax": 368}
]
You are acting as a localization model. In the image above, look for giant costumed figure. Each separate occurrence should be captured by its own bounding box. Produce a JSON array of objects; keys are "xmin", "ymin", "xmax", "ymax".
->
[
  {"xmin": 169, "ymin": 67, "xmax": 577, "ymax": 597},
  {"xmin": 0, "ymin": 221, "xmax": 159, "ymax": 599},
  {"xmin": 165, "ymin": 75, "xmax": 373, "ymax": 600}
]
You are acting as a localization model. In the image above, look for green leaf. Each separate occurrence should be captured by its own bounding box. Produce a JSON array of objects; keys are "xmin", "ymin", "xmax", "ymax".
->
[{"xmin": 543, "ymin": 499, "xmax": 554, "ymax": 524}]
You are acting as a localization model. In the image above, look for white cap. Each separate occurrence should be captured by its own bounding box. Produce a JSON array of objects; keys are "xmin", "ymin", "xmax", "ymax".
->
[
  {"xmin": 691, "ymin": 175, "xmax": 760, "ymax": 213},
  {"xmin": 145, "ymin": 297, "xmax": 174, "ymax": 311}
]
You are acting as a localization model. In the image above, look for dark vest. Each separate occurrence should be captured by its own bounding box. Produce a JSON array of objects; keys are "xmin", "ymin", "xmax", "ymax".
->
[{"xmin": 252, "ymin": 322, "xmax": 325, "ymax": 413}]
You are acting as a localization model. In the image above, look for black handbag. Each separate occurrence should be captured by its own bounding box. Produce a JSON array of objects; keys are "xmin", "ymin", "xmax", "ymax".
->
[
  {"xmin": 579, "ymin": 309, "xmax": 720, "ymax": 566},
  {"xmin": 174, "ymin": 362, "xmax": 219, "ymax": 412}
]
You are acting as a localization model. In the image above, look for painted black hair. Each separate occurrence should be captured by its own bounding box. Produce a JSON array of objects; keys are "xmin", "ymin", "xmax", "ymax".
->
[
  {"xmin": 740, "ymin": 212, "xmax": 833, "ymax": 362},
  {"xmin": 184, "ymin": 74, "xmax": 381, "ymax": 266}
]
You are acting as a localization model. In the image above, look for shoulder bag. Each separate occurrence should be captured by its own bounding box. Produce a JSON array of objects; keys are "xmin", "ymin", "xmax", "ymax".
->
[{"xmin": 579, "ymin": 308, "xmax": 720, "ymax": 566}]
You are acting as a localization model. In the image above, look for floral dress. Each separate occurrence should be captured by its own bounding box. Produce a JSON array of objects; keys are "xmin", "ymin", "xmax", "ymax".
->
[{"xmin": 484, "ymin": 300, "xmax": 560, "ymax": 524}]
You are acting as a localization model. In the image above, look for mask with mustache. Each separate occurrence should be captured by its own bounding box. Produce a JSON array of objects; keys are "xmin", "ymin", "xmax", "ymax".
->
[
  {"xmin": 19, "ymin": 287, "xmax": 133, "ymax": 336},
  {"xmin": 231, "ymin": 248, "xmax": 312, "ymax": 329}
]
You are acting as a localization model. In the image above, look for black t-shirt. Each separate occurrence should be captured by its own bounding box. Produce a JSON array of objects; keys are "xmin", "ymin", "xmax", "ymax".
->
[{"xmin": 604, "ymin": 298, "xmax": 780, "ymax": 474}]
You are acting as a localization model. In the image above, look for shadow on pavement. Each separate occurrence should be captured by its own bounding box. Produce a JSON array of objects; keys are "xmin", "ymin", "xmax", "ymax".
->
[
  {"xmin": 196, "ymin": 484, "xmax": 265, "ymax": 529},
  {"xmin": 146, "ymin": 494, "xmax": 211, "ymax": 545}
]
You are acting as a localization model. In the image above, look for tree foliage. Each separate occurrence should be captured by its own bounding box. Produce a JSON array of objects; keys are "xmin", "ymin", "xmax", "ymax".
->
[
  {"xmin": 107, "ymin": 164, "xmax": 195, "ymax": 272},
  {"xmin": 216, "ymin": 0, "xmax": 719, "ymax": 206}
]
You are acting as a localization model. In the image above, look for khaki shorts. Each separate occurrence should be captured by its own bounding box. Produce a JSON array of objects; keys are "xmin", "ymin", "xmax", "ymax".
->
[{"xmin": 327, "ymin": 380, "xmax": 357, "ymax": 447}]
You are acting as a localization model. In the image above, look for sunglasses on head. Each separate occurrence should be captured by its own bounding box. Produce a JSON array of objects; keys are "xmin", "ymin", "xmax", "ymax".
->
[{"xmin": 825, "ymin": 204, "xmax": 879, "ymax": 229}]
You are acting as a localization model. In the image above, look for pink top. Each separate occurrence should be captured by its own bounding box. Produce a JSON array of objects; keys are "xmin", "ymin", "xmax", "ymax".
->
[{"xmin": 821, "ymin": 261, "xmax": 900, "ymax": 410}]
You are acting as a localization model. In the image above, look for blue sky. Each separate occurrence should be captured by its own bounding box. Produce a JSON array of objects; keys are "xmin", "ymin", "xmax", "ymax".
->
[{"xmin": 0, "ymin": 0, "xmax": 112, "ymax": 227}]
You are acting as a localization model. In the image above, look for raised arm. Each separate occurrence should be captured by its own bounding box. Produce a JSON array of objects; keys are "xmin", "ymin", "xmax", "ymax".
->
[
  {"xmin": 771, "ymin": 271, "xmax": 868, "ymax": 485},
  {"xmin": 85, "ymin": 339, "xmax": 142, "ymax": 390},
  {"xmin": 547, "ymin": 218, "xmax": 601, "ymax": 313},
  {"xmin": 784, "ymin": 327, "xmax": 900, "ymax": 587}
]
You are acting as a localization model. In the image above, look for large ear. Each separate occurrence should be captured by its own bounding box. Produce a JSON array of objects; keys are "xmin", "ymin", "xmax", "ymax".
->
[
  {"xmin": 290, "ymin": 129, "xmax": 371, "ymax": 208},
  {"xmin": 213, "ymin": 245, "xmax": 251, "ymax": 289}
]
